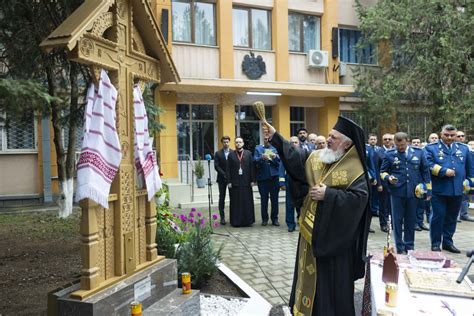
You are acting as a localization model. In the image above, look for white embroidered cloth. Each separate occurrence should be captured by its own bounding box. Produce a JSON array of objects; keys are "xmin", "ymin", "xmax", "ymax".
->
[
  {"xmin": 133, "ymin": 85, "xmax": 162, "ymax": 200},
  {"xmin": 75, "ymin": 70, "xmax": 121, "ymax": 208}
]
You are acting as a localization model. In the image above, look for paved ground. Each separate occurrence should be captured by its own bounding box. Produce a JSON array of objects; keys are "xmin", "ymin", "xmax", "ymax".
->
[{"xmin": 212, "ymin": 203, "xmax": 474, "ymax": 308}]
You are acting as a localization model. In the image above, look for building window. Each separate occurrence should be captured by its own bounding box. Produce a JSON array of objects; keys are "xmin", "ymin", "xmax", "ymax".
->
[
  {"xmin": 235, "ymin": 105, "xmax": 272, "ymax": 153},
  {"xmin": 288, "ymin": 12, "xmax": 320, "ymax": 53},
  {"xmin": 177, "ymin": 104, "xmax": 215, "ymax": 160},
  {"xmin": 290, "ymin": 107, "xmax": 305, "ymax": 137},
  {"xmin": 172, "ymin": 0, "xmax": 216, "ymax": 46},
  {"xmin": 233, "ymin": 7, "xmax": 271, "ymax": 50},
  {"xmin": 0, "ymin": 112, "xmax": 36, "ymax": 151},
  {"xmin": 339, "ymin": 28, "xmax": 376, "ymax": 64}
]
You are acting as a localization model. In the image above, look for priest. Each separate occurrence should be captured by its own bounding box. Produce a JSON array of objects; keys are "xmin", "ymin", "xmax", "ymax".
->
[
  {"xmin": 266, "ymin": 117, "xmax": 371, "ymax": 315},
  {"xmin": 226, "ymin": 137, "xmax": 256, "ymax": 227}
]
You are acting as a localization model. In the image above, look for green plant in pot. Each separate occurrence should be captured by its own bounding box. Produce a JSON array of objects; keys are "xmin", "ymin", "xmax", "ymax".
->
[{"xmin": 194, "ymin": 155, "xmax": 205, "ymax": 188}]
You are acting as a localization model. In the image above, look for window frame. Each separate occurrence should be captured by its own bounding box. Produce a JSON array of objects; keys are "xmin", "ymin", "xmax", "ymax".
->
[
  {"xmin": 0, "ymin": 112, "xmax": 37, "ymax": 153},
  {"xmin": 289, "ymin": 107, "xmax": 306, "ymax": 137},
  {"xmin": 172, "ymin": 0, "xmax": 217, "ymax": 46},
  {"xmin": 338, "ymin": 27, "xmax": 377, "ymax": 66},
  {"xmin": 288, "ymin": 11, "xmax": 321, "ymax": 53},
  {"xmin": 232, "ymin": 6, "xmax": 272, "ymax": 51}
]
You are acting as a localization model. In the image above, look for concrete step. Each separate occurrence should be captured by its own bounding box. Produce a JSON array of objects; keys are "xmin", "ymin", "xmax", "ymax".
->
[{"xmin": 143, "ymin": 288, "xmax": 201, "ymax": 316}]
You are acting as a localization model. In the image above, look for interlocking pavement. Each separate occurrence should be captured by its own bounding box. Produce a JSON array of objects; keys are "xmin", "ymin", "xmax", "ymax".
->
[{"xmin": 212, "ymin": 205, "xmax": 474, "ymax": 308}]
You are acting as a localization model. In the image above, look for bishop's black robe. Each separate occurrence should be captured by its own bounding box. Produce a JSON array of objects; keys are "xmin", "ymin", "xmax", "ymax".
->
[
  {"xmin": 271, "ymin": 132, "xmax": 371, "ymax": 316},
  {"xmin": 226, "ymin": 149, "xmax": 256, "ymax": 227}
]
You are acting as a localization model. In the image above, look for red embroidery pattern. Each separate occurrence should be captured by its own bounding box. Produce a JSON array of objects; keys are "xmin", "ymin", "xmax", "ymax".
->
[{"xmin": 77, "ymin": 151, "xmax": 118, "ymax": 182}]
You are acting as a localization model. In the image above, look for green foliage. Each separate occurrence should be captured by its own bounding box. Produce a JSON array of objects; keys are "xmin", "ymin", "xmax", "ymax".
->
[
  {"xmin": 0, "ymin": 79, "xmax": 64, "ymax": 121},
  {"xmin": 176, "ymin": 223, "xmax": 223, "ymax": 288},
  {"xmin": 142, "ymin": 85, "xmax": 166, "ymax": 137},
  {"xmin": 354, "ymin": 0, "xmax": 473, "ymax": 134},
  {"xmin": 194, "ymin": 155, "xmax": 205, "ymax": 179},
  {"xmin": 155, "ymin": 199, "xmax": 223, "ymax": 287}
]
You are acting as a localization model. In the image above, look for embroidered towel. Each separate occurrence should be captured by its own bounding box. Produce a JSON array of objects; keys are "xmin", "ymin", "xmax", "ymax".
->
[
  {"xmin": 133, "ymin": 85, "xmax": 162, "ymax": 200},
  {"xmin": 75, "ymin": 70, "xmax": 121, "ymax": 208}
]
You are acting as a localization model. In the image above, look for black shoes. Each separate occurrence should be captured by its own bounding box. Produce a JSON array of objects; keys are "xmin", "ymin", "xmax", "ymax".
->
[
  {"xmin": 431, "ymin": 246, "xmax": 441, "ymax": 252},
  {"xmin": 369, "ymin": 228, "xmax": 375, "ymax": 233},
  {"xmin": 415, "ymin": 226, "xmax": 422, "ymax": 231},
  {"xmin": 272, "ymin": 221, "xmax": 280, "ymax": 227},
  {"xmin": 288, "ymin": 226, "xmax": 295, "ymax": 232},
  {"xmin": 380, "ymin": 226, "xmax": 389, "ymax": 233},
  {"xmin": 397, "ymin": 250, "xmax": 407, "ymax": 255},
  {"xmin": 419, "ymin": 224, "xmax": 429, "ymax": 231},
  {"xmin": 460, "ymin": 216, "xmax": 474, "ymax": 222},
  {"xmin": 442, "ymin": 244, "xmax": 461, "ymax": 254},
  {"xmin": 220, "ymin": 219, "xmax": 226, "ymax": 225},
  {"xmin": 262, "ymin": 221, "xmax": 268, "ymax": 226}
]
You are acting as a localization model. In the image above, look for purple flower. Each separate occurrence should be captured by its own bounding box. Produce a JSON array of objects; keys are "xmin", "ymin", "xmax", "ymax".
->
[
  {"xmin": 197, "ymin": 212, "xmax": 203, "ymax": 218},
  {"xmin": 188, "ymin": 218, "xmax": 194, "ymax": 223},
  {"xmin": 179, "ymin": 214, "xmax": 187, "ymax": 222},
  {"xmin": 200, "ymin": 218, "xmax": 205, "ymax": 225},
  {"xmin": 213, "ymin": 222, "xmax": 219, "ymax": 228},
  {"xmin": 191, "ymin": 207, "xmax": 197, "ymax": 212},
  {"xmin": 212, "ymin": 214, "xmax": 218, "ymax": 220},
  {"xmin": 189, "ymin": 212, "xmax": 194, "ymax": 218},
  {"xmin": 173, "ymin": 213, "xmax": 177, "ymax": 218}
]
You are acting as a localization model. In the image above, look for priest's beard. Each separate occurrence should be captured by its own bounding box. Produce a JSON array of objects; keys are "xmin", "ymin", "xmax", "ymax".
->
[{"xmin": 319, "ymin": 147, "xmax": 345, "ymax": 164}]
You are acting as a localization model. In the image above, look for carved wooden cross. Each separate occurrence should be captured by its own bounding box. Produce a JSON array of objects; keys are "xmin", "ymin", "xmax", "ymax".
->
[{"xmin": 41, "ymin": 0, "xmax": 179, "ymax": 299}]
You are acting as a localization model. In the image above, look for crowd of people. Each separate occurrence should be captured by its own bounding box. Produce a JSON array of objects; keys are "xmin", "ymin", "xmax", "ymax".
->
[
  {"xmin": 213, "ymin": 118, "xmax": 472, "ymax": 315},
  {"xmin": 214, "ymin": 125, "xmax": 473, "ymax": 255}
]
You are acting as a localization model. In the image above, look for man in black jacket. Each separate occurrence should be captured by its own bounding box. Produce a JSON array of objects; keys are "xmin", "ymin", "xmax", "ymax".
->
[{"xmin": 214, "ymin": 136, "xmax": 232, "ymax": 225}]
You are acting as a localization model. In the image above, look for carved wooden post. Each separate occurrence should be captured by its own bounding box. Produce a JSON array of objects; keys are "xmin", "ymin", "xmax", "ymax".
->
[
  {"xmin": 79, "ymin": 200, "xmax": 100, "ymax": 290},
  {"xmin": 146, "ymin": 198, "xmax": 159, "ymax": 261}
]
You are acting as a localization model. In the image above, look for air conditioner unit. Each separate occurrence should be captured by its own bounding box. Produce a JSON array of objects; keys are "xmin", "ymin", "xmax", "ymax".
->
[
  {"xmin": 339, "ymin": 62, "xmax": 347, "ymax": 77},
  {"xmin": 307, "ymin": 50, "xmax": 329, "ymax": 68}
]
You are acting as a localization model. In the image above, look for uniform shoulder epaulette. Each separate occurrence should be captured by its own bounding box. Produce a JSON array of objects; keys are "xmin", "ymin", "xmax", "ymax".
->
[
  {"xmin": 425, "ymin": 142, "xmax": 438, "ymax": 148},
  {"xmin": 456, "ymin": 142, "xmax": 468, "ymax": 148}
]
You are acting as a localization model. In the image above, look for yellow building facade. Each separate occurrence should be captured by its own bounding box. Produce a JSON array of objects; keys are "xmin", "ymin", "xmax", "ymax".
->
[
  {"xmin": 152, "ymin": 0, "xmax": 375, "ymax": 180},
  {"xmin": 1, "ymin": 0, "xmax": 380, "ymax": 201}
]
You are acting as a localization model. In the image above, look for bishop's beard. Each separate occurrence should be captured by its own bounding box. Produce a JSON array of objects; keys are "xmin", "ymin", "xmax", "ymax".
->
[{"xmin": 319, "ymin": 146, "xmax": 345, "ymax": 164}]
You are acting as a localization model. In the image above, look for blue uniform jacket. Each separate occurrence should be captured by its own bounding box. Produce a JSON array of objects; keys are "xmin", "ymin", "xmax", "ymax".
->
[
  {"xmin": 366, "ymin": 144, "xmax": 378, "ymax": 184},
  {"xmin": 424, "ymin": 141, "xmax": 474, "ymax": 196},
  {"xmin": 380, "ymin": 146, "xmax": 431, "ymax": 198},
  {"xmin": 254, "ymin": 144, "xmax": 281, "ymax": 181},
  {"xmin": 375, "ymin": 146, "xmax": 393, "ymax": 188}
]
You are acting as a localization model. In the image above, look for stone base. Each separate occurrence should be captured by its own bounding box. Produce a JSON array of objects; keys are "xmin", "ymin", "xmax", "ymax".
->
[
  {"xmin": 144, "ymin": 289, "xmax": 200, "ymax": 315},
  {"xmin": 48, "ymin": 259, "xmax": 180, "ymax": 316}
]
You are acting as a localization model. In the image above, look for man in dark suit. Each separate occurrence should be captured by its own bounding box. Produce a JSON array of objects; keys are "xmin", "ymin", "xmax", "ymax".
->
[
  {"xmin": 214, "ymin": 136, "xmax": 232, "ymax": 225},
  {"xmin": 297, "ymin": 128, "xmax": 316, "ymax": 152}
]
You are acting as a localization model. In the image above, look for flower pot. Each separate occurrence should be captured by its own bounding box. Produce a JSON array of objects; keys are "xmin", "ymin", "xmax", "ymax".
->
[{"xmin": 196, "ymin": 177, "xmax": 206, "ymax": 188}]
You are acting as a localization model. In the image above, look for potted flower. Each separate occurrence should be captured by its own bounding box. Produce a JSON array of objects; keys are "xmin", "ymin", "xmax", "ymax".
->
[{"xmin": 194, "ymin": 155, "xmax": 205, "ymax": 188}]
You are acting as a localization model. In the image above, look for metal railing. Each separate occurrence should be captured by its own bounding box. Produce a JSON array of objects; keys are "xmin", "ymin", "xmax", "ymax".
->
[{"xmin": 178, "ymin": 154, "xmax": 195, "ymax": 202}]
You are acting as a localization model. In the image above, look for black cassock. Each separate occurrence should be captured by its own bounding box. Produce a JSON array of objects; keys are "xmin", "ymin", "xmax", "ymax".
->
[
  {"xmin": 226, "ymin": 149, "xmax": 256, "ymax": 227},
  {"xmin": 271, "ymin": 132, "xmax": 371, "ymax": 316}
]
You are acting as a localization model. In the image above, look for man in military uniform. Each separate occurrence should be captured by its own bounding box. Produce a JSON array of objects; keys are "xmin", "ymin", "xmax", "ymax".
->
[
  {"xmin": 456, "ymin": 131, "xmax": 474, "ymax": 222},
  {"xmin": 411, "ymin": 136, "xmax": 430, "ymax": 231},
  {"xmin": 424, "ymin": 125, "xmax": 474, "ymax": 253},
  {"xmin": 367, "ymin": 133, "xmax": 380, "ymax": 218},
  {"xmin": 380, "ymin": 132, "xmax": 431, "ymax": 254},
  {"xmin": 375, "ymin": 133, "xmax": 394, "ymax": 233}
]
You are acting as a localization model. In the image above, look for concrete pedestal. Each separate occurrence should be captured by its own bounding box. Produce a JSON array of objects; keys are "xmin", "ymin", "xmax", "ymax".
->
[{"xmin": 48, "ymin": 259, "xmax": 199, "ymax": 316}]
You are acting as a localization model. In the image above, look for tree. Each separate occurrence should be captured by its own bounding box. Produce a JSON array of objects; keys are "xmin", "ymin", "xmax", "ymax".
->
[
  {"xmin": 0, "ymin": 0, "xmax": 88, "ymax": 217},
  {"xmin": 354, "ymin": 0, "xmax": 473, "ymax": 136}
]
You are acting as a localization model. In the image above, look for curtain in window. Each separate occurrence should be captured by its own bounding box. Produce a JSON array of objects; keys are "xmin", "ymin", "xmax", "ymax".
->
[
  {"xmin": 172, "ymin": 2, "xmax": 191, "ymax": 42},
  {"xmin": 303, "ymin": 15, "xmax": 319, "ymax": 52},
  {"xmin": 194, "ymin": 2, "xmax": 216, "ymax": 45},
  {"xmin": 233, "ymin": 9, "xmax": 248, "ymax": 46},
  {"xmin": 288, "ymin": 14, "xmax": 301, "ymax": 51},
  {"xmin": 252, "ymin": 9, "xmax": 270, "ymax": 50}
]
